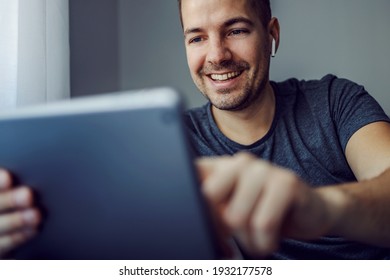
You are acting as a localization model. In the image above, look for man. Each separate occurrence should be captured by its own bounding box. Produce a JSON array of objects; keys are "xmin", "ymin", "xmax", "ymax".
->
[
  {"xmin": 0, "ymin": 0, "xmax": 389, "ymax": 260},
  {"xmin": 180, "ymin": 0, "xmax": 390, "ymax": 259}
]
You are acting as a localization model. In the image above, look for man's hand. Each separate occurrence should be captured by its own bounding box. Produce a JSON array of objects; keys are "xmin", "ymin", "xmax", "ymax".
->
[
  {"xmin": 0, "ymin": 169, "xmax": 41, "ymax": 258},
  {"xmin": 196, "ymin": 153, "xmax": 344, "ymax": 257}
]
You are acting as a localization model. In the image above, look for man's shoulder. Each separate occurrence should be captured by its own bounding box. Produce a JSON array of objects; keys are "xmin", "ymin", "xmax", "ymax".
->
[
  {"xmin": 272, "ymin": 74, "xmax": 365, "ymax": 108},
  {"xmin": 271, "ymin": 74, "xmax": 359, "ymax": 94},
  {"xmin": 272, "ymin": 74, "xmax": 351, "ymax": 94}
]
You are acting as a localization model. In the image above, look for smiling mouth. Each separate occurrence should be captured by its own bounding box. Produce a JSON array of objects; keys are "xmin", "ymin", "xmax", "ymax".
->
[{"xmin": 209, "ymin": 71, "xmax": 243, "ymax": 82}]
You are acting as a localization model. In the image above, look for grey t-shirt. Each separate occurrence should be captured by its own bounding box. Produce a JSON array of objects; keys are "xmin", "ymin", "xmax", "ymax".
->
[{"xmin": 185, "ymin": 74, "xmax": 390, "ymax": 259}]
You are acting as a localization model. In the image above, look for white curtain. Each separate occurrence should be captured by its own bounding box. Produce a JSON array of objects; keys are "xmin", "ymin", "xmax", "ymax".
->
[{"xmin": 0, "ymin": 0, "xmax": 69, "ymax": 109}]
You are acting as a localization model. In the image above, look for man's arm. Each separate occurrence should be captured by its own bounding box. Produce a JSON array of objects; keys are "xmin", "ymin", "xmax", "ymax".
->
[
  {"xmin": 321, "ymin": 168, "xmax": 390, "ymax": 247},
  {"xmin": 346, "ymin": 121, "xmax": 390, "ymax": 180},
  {"xmin": 196, "ymin": 121, "xmax": 390, "ymax": 256},
  {"xmin": 326, "ymin": 121, "xmax": 390, "ymax": 246}
]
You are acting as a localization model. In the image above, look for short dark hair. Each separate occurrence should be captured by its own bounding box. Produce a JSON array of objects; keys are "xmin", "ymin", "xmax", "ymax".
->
[{"xmin": 177, "ymin": 0, "xmax": 272, "ymax": 28}]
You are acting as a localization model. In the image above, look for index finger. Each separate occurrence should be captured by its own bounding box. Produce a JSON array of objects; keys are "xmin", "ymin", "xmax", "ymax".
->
[{"xmin": 0, "ymin": 169, "xmax": 12, "ymax": 190}]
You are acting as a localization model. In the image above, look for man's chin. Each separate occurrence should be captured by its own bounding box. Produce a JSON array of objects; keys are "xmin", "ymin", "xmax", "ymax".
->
[
  {"xmin": 208, "ymin": 97, "xmax": 247, "ymax": 111},
  {"xmin": 207, "ymin": 90, "xmax": 256, "ymax": 111}
]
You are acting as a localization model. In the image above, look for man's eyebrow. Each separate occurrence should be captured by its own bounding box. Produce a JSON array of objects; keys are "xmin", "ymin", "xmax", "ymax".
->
[
  {"xmin": 224, "ymin": 17, "xmax": 254, "ymax": 28},
  {"xmin": 184, "ymin": 27, "xmax": 204, "ymax": 37},
  {"xmin": 184, "ymin": 17, "xmax": 254, "ymax": 37}
]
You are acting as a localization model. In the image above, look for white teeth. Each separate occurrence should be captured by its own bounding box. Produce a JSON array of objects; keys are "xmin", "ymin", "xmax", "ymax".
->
[{"xmin": 210, "ymin": 71, "xmax": 241, "ymax": 81}]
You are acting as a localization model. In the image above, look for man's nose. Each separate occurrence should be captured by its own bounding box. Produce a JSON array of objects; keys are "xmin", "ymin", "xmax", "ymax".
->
[{"xmin": 206, "ymin": 39, "xmax": 232, "ymax": 65}]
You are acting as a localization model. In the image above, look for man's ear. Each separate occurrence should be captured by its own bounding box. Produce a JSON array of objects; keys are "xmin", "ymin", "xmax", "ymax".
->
[{"xmin": 268, "ymin": 17, "xmax": 280, "ymax": 57}]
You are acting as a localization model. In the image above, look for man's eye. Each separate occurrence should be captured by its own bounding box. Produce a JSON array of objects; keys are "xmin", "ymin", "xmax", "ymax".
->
[
  {"xmin": 229, "ymin": 29, "xmax": 248, "ymax": 36},
  {"xmin": 189, "ymin": 37, "xmax": 203, "ymax": 44}
]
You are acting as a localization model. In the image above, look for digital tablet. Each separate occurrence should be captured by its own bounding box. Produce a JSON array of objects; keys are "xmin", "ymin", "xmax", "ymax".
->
[{"xmin": 0, "ymin": 88, "xmax": 223, "ymax": 259}]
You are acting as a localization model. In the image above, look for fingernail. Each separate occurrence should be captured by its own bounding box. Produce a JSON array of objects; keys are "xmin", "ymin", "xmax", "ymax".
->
[
  {"xmin": 13, "ymin": 188, "xmax": 31, "ymax": 207},
  {"xmin": 22, "ymin": 209, "xmax": 39, "ymax": 225}
]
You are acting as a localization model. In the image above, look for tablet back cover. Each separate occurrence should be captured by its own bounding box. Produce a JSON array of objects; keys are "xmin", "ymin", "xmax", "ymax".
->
[{"xmin": 0, "ymin": 89, "xmax": 221, "ymax": 259}]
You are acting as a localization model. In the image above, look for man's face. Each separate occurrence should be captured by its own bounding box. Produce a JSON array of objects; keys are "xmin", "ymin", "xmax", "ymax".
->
[{"xmin": 181, "ymin": 0, "xmax": 272, "ymax": 111}]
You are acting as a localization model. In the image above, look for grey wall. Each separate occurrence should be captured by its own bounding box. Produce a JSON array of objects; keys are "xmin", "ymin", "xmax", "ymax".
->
[
  {"xmin": 271, "ymin": 0, "xmax": 390, "ymax": 115},
  {"xmin": 70, "ymin": 0, "xmax": 119, "ymax": 96},
  {"xmin": 70, "ymin": 0, "xmax": 390, "ymax": 114},
  {"xmin": 118, "ymin": 0, "xmax": 204, "ymax": 107}
]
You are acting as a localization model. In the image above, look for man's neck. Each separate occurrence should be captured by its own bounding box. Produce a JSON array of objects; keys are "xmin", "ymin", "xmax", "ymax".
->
[{"xmin": 211, "ymin": 83, "xmax": 276, "ymax": 146}]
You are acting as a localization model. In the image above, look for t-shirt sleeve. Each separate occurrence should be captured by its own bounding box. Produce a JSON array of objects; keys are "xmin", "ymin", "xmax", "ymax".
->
[{"xmin": 329, "ymin": 76, "xmax": 390, "ymax": 151}]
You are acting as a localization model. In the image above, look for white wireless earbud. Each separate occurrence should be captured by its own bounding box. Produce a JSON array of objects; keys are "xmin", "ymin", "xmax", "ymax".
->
[{"xmin": 271, "ymin": 39, "xmax": 276, "ymax": 57}]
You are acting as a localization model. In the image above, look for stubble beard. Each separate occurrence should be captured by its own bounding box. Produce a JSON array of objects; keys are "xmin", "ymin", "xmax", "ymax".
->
[{"xmin": 195, "ymin": 65, "xmax": 267, "ymax": 112}]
